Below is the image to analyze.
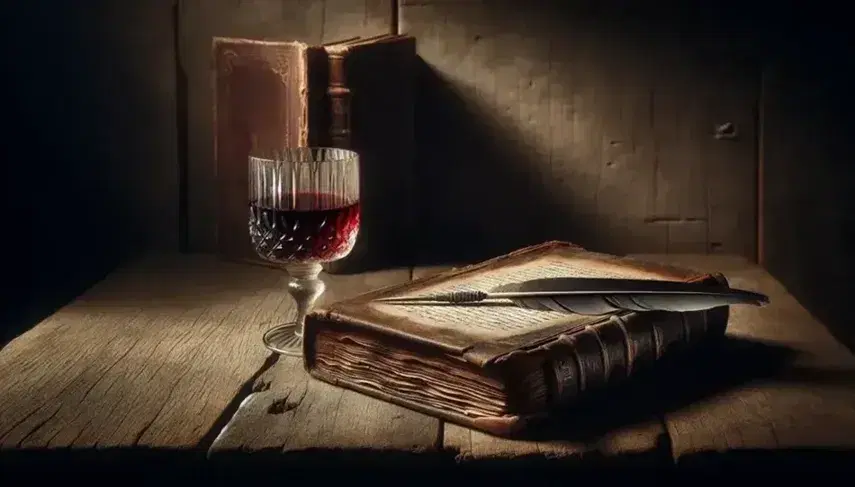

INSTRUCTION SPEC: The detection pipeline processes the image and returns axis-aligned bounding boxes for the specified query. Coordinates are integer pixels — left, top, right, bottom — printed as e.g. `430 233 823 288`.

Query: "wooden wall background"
4 0 853 348
403 0 758 264
178 0 759 263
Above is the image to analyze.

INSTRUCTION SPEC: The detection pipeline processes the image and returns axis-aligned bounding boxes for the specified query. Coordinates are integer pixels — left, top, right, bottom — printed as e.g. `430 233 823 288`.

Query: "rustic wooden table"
2 254 855 472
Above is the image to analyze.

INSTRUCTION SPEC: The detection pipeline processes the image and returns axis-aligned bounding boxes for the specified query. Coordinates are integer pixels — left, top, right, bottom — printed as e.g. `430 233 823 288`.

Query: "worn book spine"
325 46 351 148
496 274 730 416
319 45 354 275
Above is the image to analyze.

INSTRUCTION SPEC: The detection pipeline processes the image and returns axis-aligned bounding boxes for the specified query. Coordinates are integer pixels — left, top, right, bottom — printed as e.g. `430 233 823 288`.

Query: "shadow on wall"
412 58 600 267
407 1 768 267
763 56 855 353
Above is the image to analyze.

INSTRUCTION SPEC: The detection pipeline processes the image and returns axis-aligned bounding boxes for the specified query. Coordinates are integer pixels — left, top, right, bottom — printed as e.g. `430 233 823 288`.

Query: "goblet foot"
262 322 303 356
261 262 326 357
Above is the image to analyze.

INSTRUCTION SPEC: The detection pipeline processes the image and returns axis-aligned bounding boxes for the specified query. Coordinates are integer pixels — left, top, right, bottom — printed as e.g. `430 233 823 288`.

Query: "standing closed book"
213 34 415 274
303 241 738 437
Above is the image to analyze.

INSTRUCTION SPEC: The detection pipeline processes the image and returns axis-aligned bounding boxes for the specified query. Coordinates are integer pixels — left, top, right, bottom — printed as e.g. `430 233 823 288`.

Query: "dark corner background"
1 1 178 345
2 1 853 350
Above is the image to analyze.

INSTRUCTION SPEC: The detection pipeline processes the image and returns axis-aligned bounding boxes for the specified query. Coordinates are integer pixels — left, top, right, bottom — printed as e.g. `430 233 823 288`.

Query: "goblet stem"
284 262 326 339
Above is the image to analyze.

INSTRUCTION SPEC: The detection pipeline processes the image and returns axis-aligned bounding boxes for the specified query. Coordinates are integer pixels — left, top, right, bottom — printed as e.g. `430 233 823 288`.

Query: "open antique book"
303 241 731 437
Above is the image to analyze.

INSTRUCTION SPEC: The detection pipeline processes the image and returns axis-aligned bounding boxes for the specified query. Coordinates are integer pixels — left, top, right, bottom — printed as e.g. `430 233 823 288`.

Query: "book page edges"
306 364 534 438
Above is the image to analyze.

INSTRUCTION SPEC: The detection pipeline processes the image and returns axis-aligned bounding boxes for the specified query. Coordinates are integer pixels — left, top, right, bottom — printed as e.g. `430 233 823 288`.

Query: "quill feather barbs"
374 277 770 316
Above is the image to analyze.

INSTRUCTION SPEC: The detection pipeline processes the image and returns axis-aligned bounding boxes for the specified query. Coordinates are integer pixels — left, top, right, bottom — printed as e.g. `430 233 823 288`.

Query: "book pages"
372 255 667 340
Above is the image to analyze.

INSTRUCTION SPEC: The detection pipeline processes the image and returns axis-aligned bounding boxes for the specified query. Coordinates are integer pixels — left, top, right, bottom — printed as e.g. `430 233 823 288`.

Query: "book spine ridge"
326 50 351 148
544 308 726 407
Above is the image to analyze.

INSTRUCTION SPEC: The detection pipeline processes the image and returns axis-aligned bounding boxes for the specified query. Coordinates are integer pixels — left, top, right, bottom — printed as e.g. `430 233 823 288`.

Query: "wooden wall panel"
400 0 759 263
179 0 393 252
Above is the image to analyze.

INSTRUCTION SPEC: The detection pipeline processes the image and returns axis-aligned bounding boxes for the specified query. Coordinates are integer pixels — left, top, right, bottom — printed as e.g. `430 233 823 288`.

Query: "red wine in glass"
249 147 360 358
249 192 360 263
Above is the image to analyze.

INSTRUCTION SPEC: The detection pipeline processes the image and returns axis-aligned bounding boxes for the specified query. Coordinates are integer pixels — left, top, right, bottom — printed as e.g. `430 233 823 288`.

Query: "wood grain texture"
631 254 855 461
401 0 758 263
3 252 854 467
179 0 393 252
443 422 664 465
412 266 667 465
209 268 445 461
0 255 292 449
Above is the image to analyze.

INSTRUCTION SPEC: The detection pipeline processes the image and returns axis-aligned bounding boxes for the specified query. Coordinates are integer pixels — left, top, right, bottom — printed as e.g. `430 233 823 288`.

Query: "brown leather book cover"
212 35 415 274
303 241 730 438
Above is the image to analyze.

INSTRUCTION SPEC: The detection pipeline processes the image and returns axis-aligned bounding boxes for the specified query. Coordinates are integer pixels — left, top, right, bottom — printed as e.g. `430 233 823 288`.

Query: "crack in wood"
196 353 280 449
267 386 308 415
14 405 62 449
656 417 677 466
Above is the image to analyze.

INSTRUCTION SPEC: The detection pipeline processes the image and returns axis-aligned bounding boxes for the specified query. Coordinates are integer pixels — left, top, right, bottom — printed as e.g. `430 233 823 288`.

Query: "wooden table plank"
209 269 446 464
6 252 853 470
443 422 666 466
412 266 669 465
0 255 291 449
632 254 855 464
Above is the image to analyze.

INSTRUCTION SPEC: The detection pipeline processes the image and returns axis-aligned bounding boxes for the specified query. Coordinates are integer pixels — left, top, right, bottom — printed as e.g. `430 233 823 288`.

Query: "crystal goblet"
248 147 360 357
